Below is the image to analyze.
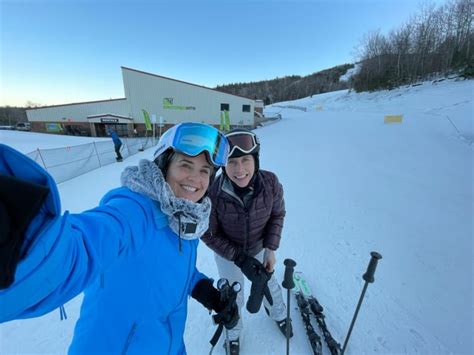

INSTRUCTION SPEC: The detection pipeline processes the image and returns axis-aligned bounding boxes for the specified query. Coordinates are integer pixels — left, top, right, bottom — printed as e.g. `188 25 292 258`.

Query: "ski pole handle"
342 251 382 355
362 251 382 283
282 258 296 355
282 258 296 289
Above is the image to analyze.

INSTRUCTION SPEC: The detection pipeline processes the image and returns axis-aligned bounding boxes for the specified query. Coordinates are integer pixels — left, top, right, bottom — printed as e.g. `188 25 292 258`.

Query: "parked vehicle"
0 125 15 130
16 122 31 131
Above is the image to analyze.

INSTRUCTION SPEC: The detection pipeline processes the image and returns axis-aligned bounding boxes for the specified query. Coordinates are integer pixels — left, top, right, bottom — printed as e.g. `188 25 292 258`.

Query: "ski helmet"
225 128 260 171
153 122 230 183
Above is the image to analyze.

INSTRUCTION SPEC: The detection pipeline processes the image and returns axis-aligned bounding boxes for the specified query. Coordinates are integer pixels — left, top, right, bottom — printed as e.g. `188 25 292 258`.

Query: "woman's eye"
201 169 210 175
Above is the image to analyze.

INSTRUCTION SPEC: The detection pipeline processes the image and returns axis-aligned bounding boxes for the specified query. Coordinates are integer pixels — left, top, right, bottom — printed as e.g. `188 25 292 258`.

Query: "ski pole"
341 251 382 355
224 328 231 355
209 278 241 355
218 278 232 355
282 258 296 355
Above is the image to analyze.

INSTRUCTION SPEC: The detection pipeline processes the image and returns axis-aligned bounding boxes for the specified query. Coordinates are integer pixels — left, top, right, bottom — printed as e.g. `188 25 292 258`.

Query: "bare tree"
352 0 473 92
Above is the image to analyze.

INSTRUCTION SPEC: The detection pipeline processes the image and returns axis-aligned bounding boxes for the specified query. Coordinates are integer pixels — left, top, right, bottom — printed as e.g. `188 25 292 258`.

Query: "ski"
294 272 342 355
293 280 323 354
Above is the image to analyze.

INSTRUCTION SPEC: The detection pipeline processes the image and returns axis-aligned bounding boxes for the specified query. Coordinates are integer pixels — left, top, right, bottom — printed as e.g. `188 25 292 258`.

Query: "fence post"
37 148 47 170
125 137 131 157
93 142 102 167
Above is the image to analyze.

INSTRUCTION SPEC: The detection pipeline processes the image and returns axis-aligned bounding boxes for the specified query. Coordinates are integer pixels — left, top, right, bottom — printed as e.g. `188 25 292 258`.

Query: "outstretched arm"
0 144 157 323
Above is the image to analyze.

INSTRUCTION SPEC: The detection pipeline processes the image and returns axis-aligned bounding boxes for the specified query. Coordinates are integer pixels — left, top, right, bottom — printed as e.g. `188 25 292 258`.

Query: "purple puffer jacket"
202 170 285 261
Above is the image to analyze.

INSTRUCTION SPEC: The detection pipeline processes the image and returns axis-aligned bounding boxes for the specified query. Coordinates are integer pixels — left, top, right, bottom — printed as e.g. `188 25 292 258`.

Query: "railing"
256 113 282 127
271 105 307 112
26 137 155 184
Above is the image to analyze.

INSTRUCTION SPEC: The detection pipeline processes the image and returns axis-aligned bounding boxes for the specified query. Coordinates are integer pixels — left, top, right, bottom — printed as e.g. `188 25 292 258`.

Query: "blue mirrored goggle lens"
172 124 229 166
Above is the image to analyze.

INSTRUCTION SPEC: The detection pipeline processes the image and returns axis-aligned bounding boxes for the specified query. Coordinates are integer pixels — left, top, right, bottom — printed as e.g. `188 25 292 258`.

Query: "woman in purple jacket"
202 128 291 355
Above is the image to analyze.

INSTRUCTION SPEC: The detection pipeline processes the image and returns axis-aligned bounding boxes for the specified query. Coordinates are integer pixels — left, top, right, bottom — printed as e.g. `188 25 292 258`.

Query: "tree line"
351 0 473 91
0 106 28 126
216 64 353 105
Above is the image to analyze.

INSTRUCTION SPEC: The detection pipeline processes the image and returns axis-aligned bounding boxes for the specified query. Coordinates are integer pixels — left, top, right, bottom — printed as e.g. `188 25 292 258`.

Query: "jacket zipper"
181 241 195 304
244 208 250 253
221 180 253 254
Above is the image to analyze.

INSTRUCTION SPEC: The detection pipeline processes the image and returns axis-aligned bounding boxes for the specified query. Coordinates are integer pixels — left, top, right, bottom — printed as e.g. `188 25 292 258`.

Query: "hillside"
216 64 354 103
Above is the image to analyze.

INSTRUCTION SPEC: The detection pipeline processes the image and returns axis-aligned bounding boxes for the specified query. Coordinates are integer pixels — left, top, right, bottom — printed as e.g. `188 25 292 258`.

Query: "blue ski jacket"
0 144 206 354
110 130 122 146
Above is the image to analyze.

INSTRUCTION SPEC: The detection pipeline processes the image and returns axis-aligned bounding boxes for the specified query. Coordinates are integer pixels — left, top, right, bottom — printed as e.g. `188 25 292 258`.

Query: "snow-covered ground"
1 78 472 354
0 130 110 154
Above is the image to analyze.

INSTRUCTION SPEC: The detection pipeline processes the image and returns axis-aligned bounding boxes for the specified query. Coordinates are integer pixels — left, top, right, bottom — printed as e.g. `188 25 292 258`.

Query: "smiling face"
165 152 213 202
226 154 255 188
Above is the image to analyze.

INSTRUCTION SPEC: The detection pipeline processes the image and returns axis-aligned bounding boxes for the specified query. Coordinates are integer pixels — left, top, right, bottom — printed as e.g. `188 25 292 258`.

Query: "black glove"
246 270 273 313
234 252 274 313
0 174 50 289
234 252 264 282
192 278 239 329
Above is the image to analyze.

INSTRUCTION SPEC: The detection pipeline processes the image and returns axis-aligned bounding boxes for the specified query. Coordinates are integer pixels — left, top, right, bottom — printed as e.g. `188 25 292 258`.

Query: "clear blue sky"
1 0 444 107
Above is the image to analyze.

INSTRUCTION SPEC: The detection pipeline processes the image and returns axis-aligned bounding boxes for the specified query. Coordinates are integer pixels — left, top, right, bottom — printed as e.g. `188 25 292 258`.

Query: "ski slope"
0 78 472 354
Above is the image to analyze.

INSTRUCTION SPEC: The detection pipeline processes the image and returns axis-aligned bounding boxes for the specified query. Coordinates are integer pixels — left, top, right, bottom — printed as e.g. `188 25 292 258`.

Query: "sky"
1 77 472 354
0 0 447 107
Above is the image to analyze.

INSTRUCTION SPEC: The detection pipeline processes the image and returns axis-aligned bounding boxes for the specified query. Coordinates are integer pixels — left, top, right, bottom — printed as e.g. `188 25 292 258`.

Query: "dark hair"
154 149 175 177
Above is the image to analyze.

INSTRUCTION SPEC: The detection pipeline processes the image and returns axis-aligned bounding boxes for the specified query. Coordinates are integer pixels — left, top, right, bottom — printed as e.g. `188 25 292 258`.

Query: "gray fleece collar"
120 159 211 240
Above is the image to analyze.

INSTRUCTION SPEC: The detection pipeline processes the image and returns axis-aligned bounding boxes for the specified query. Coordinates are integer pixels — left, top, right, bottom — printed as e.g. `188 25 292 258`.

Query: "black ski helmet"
225 128 260 172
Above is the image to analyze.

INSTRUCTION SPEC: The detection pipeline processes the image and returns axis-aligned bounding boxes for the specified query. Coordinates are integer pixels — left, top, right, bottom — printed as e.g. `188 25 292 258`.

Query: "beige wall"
122 68 255 127
26 99 130 123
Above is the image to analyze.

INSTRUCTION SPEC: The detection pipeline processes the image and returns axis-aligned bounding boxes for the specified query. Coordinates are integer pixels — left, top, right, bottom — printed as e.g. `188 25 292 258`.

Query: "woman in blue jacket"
0 122 238 354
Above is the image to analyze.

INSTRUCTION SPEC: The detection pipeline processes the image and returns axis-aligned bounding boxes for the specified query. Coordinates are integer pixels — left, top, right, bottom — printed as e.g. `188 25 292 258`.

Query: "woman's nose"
186 168 200 181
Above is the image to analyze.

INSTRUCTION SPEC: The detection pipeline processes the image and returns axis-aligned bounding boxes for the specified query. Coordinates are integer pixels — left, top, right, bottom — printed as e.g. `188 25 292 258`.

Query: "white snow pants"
214 249 287 341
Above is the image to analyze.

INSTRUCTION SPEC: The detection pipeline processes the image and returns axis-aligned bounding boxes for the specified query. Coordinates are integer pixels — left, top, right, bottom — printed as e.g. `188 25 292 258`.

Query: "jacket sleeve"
188 265 207 297
262 174 286 251
201 184 241 261
0 145 157 322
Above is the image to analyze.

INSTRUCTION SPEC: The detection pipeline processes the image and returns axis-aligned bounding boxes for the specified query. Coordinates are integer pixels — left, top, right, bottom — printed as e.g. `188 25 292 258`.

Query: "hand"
0 175 50 289
214 296 239 330
263 249 276 272
191 278 239 329
0 201 11 244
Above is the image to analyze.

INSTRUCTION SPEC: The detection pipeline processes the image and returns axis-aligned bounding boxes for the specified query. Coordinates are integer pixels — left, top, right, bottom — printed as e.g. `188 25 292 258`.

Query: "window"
220 103 229 111
242 104 251 112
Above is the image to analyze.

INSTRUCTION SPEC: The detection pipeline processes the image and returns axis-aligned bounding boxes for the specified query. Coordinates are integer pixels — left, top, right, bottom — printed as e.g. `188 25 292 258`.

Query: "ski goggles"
226 131 259 156
153 122 230 167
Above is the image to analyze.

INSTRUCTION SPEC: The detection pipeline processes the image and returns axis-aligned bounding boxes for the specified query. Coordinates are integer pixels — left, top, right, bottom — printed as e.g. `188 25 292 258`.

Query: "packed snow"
0 78 472 354
0 130 110 154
